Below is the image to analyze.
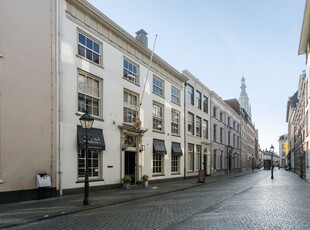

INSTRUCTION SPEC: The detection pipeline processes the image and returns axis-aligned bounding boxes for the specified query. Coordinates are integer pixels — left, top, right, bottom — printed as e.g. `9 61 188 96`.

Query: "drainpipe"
56 0 63 197
184 82 187 180
210 93 214 176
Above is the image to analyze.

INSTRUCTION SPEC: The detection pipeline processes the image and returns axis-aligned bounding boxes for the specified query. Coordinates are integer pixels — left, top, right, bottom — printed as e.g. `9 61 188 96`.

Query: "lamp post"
252 155 254 172
270 145 274 179
79 111 94 205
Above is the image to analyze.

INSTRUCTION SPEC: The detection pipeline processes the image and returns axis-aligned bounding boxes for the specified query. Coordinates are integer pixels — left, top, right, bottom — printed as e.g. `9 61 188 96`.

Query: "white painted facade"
60 0 188 193
0 0 260 202
182 70 212 176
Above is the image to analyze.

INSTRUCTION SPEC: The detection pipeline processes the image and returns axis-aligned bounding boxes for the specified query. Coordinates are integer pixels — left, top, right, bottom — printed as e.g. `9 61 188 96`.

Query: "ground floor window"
188 144 194 171
213 149 217 170
220 151 223 170
171 155 180 173
153 154 163 174
195 145 201 171
78 149 100 179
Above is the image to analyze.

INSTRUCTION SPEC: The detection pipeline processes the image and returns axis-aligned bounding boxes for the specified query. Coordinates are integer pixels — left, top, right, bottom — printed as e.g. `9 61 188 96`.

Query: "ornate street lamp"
79 111 94 205
270 144 274 179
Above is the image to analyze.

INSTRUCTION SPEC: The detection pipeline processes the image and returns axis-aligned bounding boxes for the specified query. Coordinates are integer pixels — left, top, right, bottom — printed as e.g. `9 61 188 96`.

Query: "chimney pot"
135 29 148 47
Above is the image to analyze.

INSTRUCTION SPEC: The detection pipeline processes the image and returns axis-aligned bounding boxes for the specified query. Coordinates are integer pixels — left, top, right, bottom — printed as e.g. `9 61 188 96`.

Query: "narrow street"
5 169 310 230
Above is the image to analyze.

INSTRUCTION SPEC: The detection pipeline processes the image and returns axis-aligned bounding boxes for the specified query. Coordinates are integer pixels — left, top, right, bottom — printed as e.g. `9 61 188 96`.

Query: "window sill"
152 174 165 177
122 77 140 87
152 92 165 99
152 130 165 134
171 101 181 106
171 173 181 175
76 54 104 70
171 134 181 137
76 178 104 183
75 112 105 122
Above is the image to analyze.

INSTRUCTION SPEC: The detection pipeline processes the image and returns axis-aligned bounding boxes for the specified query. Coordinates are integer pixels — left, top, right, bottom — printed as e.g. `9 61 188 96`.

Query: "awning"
153 139 166 155
77 126 106 150
171 142 182 156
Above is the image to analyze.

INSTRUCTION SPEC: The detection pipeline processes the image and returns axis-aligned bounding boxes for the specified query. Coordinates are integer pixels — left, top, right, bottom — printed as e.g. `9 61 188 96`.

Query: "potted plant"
122 175 132 189
141 174 149 187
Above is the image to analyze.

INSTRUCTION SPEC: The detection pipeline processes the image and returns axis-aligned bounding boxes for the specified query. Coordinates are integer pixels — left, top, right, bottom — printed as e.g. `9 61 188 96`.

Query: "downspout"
56 0 63 197
184 82 187 180
210 93 214 176
239 126 241 171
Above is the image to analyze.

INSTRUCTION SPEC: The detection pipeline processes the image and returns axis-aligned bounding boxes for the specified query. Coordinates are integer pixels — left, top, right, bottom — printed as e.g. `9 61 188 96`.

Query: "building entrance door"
203 154 207 175
228 155 232 173
125 151 136 184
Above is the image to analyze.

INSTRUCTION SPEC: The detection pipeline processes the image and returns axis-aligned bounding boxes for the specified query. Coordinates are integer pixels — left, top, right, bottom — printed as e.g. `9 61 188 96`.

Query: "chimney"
135 29 148 47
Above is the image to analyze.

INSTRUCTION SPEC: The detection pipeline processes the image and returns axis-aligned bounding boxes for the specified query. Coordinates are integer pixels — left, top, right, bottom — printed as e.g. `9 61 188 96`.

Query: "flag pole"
139 34 158 111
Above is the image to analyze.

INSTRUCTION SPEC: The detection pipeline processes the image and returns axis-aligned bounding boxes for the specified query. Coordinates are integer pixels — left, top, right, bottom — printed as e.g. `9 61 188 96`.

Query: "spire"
238 75 251 118
240 75 248 98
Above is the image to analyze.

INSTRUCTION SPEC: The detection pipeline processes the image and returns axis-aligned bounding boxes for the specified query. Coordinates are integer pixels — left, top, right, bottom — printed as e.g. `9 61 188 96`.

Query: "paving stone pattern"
2 169 310 229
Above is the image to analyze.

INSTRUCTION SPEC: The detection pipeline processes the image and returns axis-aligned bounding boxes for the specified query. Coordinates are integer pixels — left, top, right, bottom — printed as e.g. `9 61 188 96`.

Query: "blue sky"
88 0 306 152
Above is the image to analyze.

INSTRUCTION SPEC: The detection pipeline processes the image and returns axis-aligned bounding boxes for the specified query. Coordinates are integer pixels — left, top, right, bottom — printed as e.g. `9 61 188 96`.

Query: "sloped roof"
224 99 241 114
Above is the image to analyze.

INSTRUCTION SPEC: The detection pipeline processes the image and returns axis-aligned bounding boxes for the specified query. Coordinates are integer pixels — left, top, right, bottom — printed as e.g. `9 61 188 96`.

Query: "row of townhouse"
286 0 310 182
286 72 308 179
0 0 258 203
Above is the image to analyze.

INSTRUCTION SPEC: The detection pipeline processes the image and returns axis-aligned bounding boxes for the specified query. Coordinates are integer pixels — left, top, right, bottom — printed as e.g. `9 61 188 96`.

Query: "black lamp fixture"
270 144 274 179
79 111 94 205
80 111 94 129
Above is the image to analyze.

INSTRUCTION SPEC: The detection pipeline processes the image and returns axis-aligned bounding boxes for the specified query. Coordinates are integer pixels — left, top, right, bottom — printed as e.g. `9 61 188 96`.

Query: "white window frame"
188 144 194 171
78 149 101 180
220 127 223 144
171 86 180 105
78 31 101 65
213 106 217 117
188 112 194 135
78 70 101 117
203 119 208 139
186 84 194 105
123 90 139 123
153 102 164 131
171 109 180 135
214 149 217 169
153 76 164 97
203 96 208 113
123 59 139 84
195 145 201 171
196 90 202 109
213 124 217 142
196 116 202 137
171 155 180 173
153 154 163 174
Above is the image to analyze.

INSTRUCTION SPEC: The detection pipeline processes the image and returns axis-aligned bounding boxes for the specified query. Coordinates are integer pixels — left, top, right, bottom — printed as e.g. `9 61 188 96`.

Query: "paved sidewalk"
0 170 256 229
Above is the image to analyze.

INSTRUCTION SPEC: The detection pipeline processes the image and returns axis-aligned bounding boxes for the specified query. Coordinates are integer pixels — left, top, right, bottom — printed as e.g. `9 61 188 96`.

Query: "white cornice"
66 0 188 83
298 0 309 55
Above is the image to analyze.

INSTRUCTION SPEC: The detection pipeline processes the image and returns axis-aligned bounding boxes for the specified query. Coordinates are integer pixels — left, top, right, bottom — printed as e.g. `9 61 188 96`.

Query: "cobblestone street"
170 169 310 230
2 169 309 229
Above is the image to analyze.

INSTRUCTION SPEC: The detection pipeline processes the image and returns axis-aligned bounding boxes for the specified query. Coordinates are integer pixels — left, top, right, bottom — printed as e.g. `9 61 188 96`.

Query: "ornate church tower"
239 76 252 118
